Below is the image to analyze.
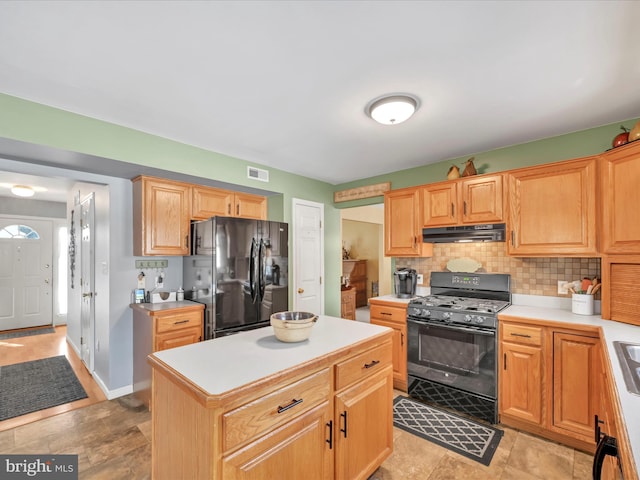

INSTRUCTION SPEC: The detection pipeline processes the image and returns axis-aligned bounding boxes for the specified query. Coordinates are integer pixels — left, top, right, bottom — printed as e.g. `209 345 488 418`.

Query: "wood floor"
0 325 106 432
0 326 594 479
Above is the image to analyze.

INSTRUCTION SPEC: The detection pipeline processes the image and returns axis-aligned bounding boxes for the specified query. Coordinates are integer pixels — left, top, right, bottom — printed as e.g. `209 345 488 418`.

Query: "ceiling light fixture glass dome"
11 185 35 197
367 94 419 125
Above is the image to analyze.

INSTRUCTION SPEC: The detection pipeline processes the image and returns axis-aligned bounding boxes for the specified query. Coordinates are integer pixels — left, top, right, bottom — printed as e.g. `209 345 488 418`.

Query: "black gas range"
407 272 511 424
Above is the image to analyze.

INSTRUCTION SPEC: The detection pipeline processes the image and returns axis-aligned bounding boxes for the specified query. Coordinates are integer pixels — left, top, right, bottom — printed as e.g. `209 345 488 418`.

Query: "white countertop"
151 316 389 395
501 304 640 472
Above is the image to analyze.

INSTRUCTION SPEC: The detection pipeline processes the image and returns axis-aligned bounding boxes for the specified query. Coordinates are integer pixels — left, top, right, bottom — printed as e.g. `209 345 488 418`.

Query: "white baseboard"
66 333 133 400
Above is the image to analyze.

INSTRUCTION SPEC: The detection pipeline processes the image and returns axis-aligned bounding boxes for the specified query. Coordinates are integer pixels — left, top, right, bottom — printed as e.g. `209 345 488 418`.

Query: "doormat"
393 396 503 466
0 356 88 421
0 327 55 341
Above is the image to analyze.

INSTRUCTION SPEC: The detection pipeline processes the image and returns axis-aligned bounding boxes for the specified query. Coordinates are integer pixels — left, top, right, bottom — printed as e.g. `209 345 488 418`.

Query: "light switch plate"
558 280 569 295
417 274 424 284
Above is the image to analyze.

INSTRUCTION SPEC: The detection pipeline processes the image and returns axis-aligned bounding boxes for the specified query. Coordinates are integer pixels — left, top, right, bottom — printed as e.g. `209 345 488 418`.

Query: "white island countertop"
150 315 390 396
501 305 640 475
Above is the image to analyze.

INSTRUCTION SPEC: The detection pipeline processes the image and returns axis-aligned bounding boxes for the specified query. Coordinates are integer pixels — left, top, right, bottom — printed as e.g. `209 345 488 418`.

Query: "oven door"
407 317 497 399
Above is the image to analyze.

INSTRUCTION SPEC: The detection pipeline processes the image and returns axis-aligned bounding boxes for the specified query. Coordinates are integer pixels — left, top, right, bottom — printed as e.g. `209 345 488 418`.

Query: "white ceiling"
1 1 640 189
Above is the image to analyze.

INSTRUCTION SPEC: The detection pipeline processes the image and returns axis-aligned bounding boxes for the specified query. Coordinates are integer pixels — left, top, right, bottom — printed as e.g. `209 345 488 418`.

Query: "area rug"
0 327 55 341
393 396 503 466
0 355 88 421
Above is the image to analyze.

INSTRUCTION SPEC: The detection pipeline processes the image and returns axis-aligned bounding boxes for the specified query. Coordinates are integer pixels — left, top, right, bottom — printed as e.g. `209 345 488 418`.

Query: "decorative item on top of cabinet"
132 176 191 256
384 187 433 257
192 185 266 220
342 259 367 308
506 156 597 257
420 173 504 228
599 140 640 255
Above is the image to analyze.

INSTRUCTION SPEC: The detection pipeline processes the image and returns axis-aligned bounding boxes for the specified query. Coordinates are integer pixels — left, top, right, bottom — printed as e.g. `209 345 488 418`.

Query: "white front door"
80 194 95 370
0 217 53 330
292 199 324 314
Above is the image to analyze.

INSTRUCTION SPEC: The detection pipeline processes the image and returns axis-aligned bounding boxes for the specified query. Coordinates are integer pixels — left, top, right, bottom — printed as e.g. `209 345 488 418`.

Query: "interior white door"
292 199 324 314
0 217 53 330
80 194 95 370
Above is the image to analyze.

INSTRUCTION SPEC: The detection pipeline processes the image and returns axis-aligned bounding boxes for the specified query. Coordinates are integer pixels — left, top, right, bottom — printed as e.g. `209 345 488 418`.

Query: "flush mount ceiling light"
366 94 419 125
11 185 35 197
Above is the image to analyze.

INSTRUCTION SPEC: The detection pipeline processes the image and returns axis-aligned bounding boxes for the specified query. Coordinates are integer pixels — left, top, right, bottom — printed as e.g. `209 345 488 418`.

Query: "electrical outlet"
417 274 424 284
558 280 569 295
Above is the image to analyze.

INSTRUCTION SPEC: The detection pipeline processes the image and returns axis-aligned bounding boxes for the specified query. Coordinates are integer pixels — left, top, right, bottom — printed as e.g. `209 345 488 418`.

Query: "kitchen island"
148 316 394 480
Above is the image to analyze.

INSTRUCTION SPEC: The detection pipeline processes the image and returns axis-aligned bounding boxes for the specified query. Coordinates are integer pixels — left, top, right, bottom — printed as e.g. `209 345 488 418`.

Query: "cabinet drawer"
223 368 330 452
370 304 406 323
335 342 392 391
501 323 542 346
155 311 202 333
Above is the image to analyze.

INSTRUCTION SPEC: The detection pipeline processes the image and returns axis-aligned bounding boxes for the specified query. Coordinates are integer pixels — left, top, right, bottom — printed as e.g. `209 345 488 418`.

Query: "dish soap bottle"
177 286 184 302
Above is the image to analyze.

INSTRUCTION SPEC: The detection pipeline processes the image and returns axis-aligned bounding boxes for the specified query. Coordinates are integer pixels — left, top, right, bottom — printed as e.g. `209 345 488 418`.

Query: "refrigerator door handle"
250 238 257 302
258 239 266 301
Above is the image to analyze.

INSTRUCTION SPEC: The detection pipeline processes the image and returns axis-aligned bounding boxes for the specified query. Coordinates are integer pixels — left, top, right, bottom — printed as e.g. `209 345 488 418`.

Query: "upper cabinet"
134 176 267 256
384 187 433 257
192 186 266 220
133 176 191 256
599 141 640 254
421 174 504 227
506 157 598 257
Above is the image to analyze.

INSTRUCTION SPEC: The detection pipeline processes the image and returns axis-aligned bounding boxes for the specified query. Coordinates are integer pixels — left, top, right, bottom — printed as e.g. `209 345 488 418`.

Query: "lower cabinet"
150 331 393 480
341 287 356 320
369 299 408 391
499 317 600 452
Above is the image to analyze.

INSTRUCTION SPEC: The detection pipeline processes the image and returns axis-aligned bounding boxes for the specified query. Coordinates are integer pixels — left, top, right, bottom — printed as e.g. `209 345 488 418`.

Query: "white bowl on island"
270 311 318 342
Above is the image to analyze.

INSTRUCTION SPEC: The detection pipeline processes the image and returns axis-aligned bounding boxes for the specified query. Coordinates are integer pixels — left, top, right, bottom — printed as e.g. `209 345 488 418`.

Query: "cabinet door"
155 326 202 351
552 332 600 442
133 177 191 256
600 142 640 254
235 192 267 220
384 188 422 256
369 317 407 391
460 174 504 224
507 157 597 256
420 182 458 227
222 402 332 480
500 342 543 425
192 186 234 219
334 369 393 480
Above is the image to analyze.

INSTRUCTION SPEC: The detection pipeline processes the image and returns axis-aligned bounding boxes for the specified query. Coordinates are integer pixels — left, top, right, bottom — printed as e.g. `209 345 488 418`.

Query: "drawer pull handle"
277 398 303 414
381 312 392 316
510 333 531 338
364 359 380 369
340 411 348 438
174 320 190 325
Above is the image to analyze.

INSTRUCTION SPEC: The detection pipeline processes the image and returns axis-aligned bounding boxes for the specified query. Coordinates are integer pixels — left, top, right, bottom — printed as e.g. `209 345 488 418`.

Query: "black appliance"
183 216 288 339
422 223 506 243
394 268 417 298
407 271 511 423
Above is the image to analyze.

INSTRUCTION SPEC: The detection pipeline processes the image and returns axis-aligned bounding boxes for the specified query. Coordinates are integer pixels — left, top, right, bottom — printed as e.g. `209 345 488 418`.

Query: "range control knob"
442 312 451 320
475 317 485 324
464 315 472 323
421 309 431 317
408 307 421 317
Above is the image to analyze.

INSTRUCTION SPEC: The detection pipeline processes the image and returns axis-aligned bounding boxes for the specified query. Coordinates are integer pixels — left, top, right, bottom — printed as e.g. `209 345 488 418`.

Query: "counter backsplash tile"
397 242 600 298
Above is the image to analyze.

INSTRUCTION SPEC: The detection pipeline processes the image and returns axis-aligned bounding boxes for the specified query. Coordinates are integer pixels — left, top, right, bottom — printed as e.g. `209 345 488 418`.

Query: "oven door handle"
407 318 495 336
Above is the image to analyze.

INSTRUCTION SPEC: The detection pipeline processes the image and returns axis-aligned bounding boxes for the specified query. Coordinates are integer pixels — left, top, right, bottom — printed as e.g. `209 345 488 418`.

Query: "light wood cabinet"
420 174 504 227
383 187 433 257
599 141 640 254
192 186 267 220
342 260 367 308
499 317 601 452
132 176 191 256
506 157 598 256
340 287 356 320
149 329 393 480
132 303 204 409
369 299 408 391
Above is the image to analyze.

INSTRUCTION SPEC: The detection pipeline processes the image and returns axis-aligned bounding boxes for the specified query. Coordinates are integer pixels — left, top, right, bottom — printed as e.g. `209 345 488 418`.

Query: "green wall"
1 92 638 314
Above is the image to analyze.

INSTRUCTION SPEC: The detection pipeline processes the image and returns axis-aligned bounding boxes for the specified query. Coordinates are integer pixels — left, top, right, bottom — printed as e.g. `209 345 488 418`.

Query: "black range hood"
422 223 506 243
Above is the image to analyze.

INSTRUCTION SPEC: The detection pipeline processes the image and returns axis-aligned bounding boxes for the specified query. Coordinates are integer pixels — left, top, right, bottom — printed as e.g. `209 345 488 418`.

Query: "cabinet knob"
298 288 304 294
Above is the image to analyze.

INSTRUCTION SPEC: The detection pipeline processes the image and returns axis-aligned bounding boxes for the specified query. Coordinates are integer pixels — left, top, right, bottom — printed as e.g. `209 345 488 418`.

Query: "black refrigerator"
183 216 288 339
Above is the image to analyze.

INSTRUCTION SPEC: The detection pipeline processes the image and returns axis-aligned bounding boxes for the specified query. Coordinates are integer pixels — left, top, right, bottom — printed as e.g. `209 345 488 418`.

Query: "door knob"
82 292 93 298
298 288 304 294
44 279 49 284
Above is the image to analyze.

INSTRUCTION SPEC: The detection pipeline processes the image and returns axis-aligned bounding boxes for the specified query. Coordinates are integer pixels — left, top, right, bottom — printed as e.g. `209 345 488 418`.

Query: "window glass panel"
0 224 40 239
